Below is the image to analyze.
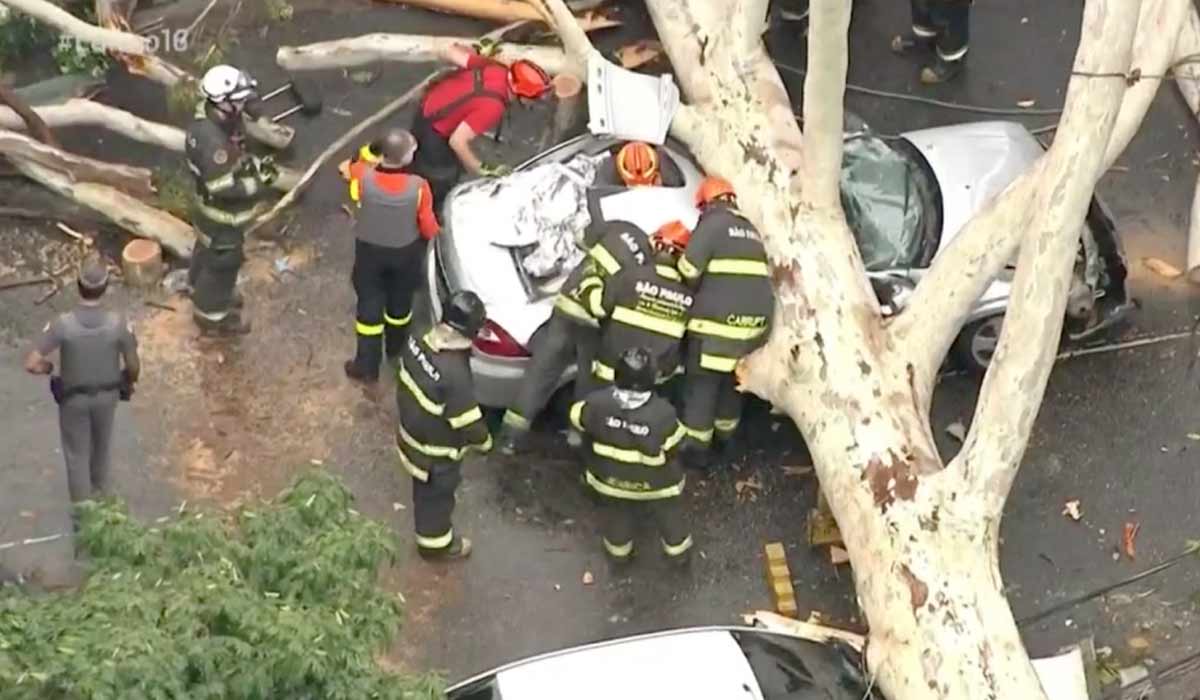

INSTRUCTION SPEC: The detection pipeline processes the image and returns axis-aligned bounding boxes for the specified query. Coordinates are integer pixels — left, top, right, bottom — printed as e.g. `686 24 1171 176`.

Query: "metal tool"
255 76 323 123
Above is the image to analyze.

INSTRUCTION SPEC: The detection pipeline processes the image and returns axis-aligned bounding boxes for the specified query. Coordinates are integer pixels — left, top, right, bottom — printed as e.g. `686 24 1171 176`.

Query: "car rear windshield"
840 135 937 271
733 631 879 699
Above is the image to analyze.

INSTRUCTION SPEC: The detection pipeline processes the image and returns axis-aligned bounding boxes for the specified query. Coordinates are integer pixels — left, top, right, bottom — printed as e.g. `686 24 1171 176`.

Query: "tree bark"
0 83 59 149
0 99 186 152
1 0 148 53
1173 5 1200 280
374 0 616 28
0 128 155 198
276 34 570 75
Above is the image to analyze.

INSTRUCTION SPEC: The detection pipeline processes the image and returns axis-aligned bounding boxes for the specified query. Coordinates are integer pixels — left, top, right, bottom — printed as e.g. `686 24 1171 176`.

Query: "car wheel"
954 315 1004 373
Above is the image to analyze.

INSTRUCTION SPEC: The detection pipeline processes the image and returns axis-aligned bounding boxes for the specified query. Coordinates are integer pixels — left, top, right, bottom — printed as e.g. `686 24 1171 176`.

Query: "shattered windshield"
840 136 932 271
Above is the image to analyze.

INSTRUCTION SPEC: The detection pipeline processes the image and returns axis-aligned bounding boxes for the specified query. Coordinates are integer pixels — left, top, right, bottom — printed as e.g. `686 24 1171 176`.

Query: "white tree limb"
0 0 147 53
0 99 185 152
526 0 594 78
957 0 1140 509
0 128 155 198
1174 5 1200 280
798 0 849 208
276 34 573 77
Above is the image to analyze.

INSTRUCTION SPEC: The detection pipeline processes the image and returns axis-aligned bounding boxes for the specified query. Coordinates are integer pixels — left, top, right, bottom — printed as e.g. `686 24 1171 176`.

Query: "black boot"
418 536 472 561
344 360 379 385
195 311 251 336
920 56 963 84
496 423 526 456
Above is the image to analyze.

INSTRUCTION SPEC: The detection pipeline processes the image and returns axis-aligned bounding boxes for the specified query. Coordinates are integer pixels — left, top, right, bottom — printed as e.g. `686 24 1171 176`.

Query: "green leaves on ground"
0 471 442 700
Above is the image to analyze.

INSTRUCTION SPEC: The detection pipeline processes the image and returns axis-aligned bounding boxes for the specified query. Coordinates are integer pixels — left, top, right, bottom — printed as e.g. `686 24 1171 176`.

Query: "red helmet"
509 60 551 99
653 220 692 253
695 175 736 207
616 142 661 186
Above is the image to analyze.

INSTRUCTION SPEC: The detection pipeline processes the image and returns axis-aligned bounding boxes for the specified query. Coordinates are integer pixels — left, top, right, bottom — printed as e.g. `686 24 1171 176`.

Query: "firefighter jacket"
570 389 687 500
554 224 654 328
586 260 693 382
678 204 775 372
395 326 492 481
348 162 439 247
184 114 273 242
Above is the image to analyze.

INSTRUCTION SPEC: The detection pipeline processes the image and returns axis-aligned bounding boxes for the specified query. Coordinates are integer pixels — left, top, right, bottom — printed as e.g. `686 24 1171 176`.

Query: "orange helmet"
508 60 551 99
616 142 661 186
695 175 736 207
653 220 691 253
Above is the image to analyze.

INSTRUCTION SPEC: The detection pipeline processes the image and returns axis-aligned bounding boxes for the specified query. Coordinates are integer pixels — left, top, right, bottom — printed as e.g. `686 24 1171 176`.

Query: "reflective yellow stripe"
593 441 666 466
359 144 380 163
714 417 740 433
683 424 714 444
569 400 586 432
585 286 606 318
398 366 445 416
707 258 770 276
356 321 384 336
448 406 483 429
395 444 429 481
589 245 621 275
592 361 615 382
655 264 682 281
195 200 271 226
663 422 686 452
416 529 454 549
503 409 531 430
384 311 411 327
398 423 462 459
469 434 493 455
687 318 765 340
700 353 738 372
554 295 599 326
585 471 684 501
612 306 685 338
603 538 634 558
678 255 701 280
349 178 361 203
662 534 694 557
206 172 237 193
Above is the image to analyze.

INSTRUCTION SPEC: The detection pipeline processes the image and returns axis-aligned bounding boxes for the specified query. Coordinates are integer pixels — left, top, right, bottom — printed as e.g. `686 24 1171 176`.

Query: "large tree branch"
0 0 147 53
0 128 154 198
277 34 573 76
798 0 850 207
0 99 185 152
642 0 714 104
526 0 594 78
0 83 59 149
957 0 1141 510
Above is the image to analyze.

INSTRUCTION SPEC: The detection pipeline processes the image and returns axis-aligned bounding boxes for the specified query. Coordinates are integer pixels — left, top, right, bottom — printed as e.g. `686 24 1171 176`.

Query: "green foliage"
263 0 296 23
154 166 196 222
51 37 113 79
0 13 55 71
167 80 203 120
0 2 111 77
0 471 442 700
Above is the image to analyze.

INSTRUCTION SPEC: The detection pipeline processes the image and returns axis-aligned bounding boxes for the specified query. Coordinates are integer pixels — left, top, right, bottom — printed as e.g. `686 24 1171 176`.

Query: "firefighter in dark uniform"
496 220 654 454
186 64 291 335
585 220 694 390
395 291 492 560
344 128 440 384
25 256 140 511
405 43 551 206
570 346 691 565
891 0 973 84
677 177 774 468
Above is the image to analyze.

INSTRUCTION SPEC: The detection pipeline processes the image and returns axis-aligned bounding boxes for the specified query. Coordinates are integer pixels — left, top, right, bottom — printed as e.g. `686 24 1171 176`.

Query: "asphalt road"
2 0 1200 696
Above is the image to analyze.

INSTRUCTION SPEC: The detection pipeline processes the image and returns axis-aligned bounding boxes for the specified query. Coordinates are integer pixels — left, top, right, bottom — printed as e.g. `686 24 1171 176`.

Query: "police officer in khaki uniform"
25 256 140 508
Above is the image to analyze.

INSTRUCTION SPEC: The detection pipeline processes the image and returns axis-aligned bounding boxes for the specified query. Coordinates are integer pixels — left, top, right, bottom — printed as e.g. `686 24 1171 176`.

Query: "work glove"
473 37 500 58
254 155 280 185
479 163 512 178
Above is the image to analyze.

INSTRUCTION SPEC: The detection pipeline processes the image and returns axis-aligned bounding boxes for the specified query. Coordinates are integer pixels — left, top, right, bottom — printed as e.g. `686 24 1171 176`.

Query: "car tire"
954 314 1004 374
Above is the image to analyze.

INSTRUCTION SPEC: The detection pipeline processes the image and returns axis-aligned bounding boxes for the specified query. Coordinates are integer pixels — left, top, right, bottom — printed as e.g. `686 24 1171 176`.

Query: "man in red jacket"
345 128 440 384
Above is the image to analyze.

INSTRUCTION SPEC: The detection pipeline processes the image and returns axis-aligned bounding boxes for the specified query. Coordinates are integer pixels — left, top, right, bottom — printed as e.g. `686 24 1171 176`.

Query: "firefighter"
344 128 440 384
406 43 552 207
677 176 773 469
496 220 654 454
186 64 291 335
586 220 694 390
570 346 691 565
891 0 973 84
395 291 492 560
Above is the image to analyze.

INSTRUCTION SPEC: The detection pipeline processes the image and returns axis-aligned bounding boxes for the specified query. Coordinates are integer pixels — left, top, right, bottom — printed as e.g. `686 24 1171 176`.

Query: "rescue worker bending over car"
585 220 694 390
571 346 691 566
344 128 440 385
677 177 774 469
498 221 654 454
395 291 492 561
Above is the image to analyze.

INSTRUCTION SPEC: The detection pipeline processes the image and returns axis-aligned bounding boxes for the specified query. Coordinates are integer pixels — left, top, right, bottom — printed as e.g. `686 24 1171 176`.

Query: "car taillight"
473 319 529 358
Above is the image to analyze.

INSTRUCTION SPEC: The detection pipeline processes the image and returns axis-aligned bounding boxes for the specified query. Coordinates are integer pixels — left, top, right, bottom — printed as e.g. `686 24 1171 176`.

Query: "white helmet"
200 65 258 104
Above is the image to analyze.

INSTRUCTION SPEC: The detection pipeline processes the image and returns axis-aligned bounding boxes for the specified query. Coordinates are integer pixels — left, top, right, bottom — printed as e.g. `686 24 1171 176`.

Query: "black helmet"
77 253 109 299
615 346 656 392
379 128 417 168
443 291 486 337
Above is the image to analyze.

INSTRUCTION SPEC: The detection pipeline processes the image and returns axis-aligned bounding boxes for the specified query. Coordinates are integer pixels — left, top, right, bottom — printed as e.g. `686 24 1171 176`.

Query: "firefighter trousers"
189 221 244 320
351 238 426 379
504 312 598 432
600 495 692 561
410 111 463 211
412 463 463 554
680 347 745 454
911 0 971 61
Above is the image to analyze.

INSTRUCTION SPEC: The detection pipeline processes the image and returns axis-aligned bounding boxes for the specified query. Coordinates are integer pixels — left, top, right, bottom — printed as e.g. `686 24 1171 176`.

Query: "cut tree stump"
122 238 164 288
546 72 583 147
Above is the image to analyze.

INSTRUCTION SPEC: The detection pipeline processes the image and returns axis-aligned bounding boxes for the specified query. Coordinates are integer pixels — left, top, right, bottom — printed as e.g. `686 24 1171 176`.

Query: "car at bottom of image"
426 120 1132 407
444 626 885 700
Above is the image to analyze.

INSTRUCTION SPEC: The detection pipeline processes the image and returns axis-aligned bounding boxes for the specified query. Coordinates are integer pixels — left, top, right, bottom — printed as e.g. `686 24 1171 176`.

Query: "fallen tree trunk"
277 33 570 75
0 128 155 198
376 0 617 28
0 99 185 152
11 158 195 258
1174 5 1200 281
1 0 148 53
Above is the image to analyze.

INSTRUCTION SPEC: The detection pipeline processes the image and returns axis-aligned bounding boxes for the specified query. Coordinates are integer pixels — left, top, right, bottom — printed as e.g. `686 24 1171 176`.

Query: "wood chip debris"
1142 257 1183 279
945 421 966 442
615 40 663 69
581 570 594 585
1062 499 1082 521
1017 99 1038 108
1123 521 1140 560
782 465 813 478
735 475 763 502
830 545 850 565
